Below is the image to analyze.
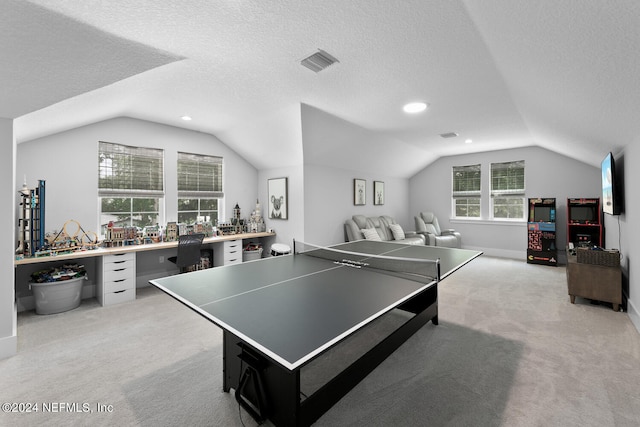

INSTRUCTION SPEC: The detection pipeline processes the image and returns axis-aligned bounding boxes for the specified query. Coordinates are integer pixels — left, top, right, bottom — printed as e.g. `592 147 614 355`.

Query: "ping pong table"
150 240 481 426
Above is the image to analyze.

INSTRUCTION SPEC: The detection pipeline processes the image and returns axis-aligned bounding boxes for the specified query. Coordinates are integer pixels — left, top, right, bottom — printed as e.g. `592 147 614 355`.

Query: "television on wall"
601 152 620 215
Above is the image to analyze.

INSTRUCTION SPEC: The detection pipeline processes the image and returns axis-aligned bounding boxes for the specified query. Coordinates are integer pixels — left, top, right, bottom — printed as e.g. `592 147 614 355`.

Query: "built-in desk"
15 232 275 308
14 232 275 266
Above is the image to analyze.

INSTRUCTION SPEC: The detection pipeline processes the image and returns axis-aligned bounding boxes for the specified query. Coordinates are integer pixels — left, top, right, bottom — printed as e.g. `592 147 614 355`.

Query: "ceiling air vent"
301 49 339 73
440 132 459 138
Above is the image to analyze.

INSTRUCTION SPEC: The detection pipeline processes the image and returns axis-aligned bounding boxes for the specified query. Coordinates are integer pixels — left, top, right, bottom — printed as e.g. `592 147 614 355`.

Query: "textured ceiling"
0 0 182 118
3 0 639 177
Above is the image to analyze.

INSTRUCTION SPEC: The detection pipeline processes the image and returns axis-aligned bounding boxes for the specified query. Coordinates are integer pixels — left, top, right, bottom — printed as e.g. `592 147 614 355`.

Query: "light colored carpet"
2 256 640 426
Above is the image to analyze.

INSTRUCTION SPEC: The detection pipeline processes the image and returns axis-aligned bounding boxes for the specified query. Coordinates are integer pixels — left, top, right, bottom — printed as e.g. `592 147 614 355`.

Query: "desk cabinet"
566 252 621 311
96 252 136 306
223 240 242 266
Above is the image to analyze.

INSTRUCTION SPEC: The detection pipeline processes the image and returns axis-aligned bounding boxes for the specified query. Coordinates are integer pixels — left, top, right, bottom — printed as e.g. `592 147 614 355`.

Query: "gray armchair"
414 211 461 248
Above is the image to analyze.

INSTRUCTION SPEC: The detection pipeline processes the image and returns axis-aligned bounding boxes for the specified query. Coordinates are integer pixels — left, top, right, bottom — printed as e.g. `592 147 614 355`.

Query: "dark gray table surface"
151 240 481 369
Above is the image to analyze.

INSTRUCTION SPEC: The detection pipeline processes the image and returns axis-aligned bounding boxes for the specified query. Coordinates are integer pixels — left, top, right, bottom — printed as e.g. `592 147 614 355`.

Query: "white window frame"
177 152 224 225
452 164 481 219
490 160 526 221
98 141 165 235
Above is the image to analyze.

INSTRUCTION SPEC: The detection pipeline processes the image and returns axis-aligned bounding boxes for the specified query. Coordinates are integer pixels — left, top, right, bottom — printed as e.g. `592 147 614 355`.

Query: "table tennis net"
294 241 440 283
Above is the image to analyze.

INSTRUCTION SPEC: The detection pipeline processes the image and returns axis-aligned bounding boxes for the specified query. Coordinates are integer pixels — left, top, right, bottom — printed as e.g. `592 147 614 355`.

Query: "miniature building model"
103 223 139 247
16 179 46 257
165 222 178 242
249 199 266 233
144 225 161 243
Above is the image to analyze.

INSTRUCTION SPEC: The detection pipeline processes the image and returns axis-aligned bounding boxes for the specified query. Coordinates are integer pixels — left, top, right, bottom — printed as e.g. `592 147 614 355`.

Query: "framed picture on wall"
268 177 288 219
374 181 384 205
354 179 366 205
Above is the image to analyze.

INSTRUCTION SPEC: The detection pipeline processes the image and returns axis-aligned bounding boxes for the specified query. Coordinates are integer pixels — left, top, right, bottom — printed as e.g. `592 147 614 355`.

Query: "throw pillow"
389 223 405 240
361 228 381 241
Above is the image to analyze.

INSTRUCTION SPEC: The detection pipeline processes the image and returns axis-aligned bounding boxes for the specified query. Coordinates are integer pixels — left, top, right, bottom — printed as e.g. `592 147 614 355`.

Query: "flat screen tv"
601 152 620 215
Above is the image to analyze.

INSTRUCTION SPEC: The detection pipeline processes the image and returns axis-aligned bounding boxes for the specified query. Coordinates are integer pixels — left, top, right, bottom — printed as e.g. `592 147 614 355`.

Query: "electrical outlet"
159 255 164 263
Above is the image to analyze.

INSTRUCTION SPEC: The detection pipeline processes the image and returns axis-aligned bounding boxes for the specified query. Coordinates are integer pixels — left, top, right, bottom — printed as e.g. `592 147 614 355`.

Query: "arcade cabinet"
527 198 557 266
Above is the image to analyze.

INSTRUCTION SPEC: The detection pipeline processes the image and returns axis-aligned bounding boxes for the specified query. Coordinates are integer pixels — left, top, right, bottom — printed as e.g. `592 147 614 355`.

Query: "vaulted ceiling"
3 0 639 178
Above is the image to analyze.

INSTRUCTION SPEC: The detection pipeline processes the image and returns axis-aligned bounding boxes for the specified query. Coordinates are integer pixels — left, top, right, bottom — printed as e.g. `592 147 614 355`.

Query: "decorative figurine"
249 199 266 233
165 222 178 242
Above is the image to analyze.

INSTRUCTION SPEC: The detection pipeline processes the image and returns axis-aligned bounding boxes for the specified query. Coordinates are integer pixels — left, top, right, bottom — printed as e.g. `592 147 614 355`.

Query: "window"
177 152 223 224
491 160 525 219
452 164 481 218
98 141 164 234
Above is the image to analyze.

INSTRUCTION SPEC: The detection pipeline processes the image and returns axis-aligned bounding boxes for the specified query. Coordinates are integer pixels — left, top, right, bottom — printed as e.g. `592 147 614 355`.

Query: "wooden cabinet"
566 251 621 311
96 252 136 306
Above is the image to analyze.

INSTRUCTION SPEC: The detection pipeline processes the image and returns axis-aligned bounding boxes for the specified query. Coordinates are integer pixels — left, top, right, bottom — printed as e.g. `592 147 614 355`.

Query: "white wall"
254 103 305 250
16 117 259 231
0 118 16 359
300 103 411 246
258 165 304 249
304 163 410 246
607 148 638 329
409 146 601 260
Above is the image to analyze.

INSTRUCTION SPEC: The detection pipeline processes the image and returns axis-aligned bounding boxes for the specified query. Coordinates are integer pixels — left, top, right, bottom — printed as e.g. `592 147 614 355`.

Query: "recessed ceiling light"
465 139 473 144
181 115 192 121
403 102 428 114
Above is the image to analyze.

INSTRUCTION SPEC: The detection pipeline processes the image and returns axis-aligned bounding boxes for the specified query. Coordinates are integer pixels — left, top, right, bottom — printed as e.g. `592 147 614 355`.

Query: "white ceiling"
3 0 639 177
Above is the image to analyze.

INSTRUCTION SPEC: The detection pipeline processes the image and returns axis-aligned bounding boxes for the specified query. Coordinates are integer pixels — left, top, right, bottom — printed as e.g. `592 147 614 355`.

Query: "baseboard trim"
627 298 640 334
464 246 525 260
0 304 17 359
0 334 17 359
464 247 568 265
17 282 96 313
16 273 171 312
136 271 175 288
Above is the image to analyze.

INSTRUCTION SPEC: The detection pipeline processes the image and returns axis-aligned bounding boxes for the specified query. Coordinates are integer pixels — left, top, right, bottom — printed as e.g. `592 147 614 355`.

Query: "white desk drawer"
104 253 135 267
224 240 241 251
224 249 241 261
103 288 135 305
103 265 134 282
225 256 242 265
103 277 135 293
98 252 136 306
223 240 242 265
104 258 135 271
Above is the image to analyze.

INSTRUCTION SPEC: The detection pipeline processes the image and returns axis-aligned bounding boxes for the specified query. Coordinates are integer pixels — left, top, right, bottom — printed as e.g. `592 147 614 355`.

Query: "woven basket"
576 247 620 267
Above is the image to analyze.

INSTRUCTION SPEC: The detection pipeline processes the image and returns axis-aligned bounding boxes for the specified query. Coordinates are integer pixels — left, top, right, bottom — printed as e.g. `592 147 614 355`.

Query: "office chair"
168 233 205 273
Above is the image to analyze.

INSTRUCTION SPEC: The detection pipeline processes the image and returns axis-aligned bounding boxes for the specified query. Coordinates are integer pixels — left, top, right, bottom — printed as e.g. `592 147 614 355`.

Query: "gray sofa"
344 215 425 245
414 211 461 248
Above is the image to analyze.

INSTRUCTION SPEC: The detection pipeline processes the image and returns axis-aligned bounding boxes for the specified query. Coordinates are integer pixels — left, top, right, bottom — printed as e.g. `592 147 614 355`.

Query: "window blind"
177 152 224 198
452 164 481 198
98 141 164 197
491 161 525 196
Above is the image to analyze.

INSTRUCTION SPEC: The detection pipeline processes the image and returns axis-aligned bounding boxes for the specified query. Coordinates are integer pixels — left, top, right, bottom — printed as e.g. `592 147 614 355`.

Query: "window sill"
450 218 527 226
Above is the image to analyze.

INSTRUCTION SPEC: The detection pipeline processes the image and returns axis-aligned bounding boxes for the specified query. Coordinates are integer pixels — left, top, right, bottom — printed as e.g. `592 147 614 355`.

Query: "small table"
566 250 621 311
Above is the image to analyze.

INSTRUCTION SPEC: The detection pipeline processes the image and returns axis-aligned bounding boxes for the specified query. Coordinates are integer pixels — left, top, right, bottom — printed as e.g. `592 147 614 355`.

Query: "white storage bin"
243 247 263 262
30 275 87 315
